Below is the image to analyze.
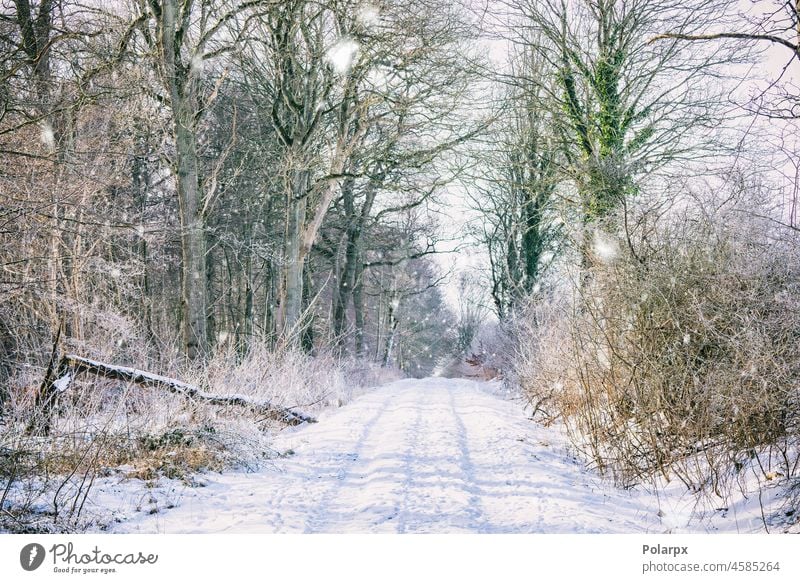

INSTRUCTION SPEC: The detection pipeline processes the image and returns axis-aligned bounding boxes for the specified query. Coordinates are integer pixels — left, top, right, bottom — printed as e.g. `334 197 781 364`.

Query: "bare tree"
127 0 264 358
469 41 563 318
453 272 488 355
497 0 731 246
235 0 370 342
652 0 799 120
237 0 479 349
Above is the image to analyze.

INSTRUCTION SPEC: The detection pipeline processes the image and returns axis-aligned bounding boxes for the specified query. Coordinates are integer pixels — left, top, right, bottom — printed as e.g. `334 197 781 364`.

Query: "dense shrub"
515 195 800 493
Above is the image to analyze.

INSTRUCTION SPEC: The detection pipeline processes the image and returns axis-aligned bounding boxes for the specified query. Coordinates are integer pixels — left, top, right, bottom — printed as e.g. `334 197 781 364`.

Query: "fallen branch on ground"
30 354 317 435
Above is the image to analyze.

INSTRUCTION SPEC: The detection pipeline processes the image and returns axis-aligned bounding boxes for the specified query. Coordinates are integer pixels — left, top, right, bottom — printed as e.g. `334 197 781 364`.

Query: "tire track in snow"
396 382 465 532
395 397 424 533
446 383 488 532
300 389 401 533
391 380 485 532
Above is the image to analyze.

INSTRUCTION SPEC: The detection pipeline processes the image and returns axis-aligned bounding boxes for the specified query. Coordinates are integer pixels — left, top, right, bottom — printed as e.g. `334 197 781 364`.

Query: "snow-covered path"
111 378 666 533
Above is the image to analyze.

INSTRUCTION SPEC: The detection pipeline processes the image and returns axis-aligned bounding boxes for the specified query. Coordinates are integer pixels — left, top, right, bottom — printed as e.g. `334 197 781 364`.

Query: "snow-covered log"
31 354 316 434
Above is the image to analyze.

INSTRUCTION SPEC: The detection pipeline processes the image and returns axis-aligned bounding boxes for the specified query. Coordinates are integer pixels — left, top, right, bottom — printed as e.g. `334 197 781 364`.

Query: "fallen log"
30 354 316 435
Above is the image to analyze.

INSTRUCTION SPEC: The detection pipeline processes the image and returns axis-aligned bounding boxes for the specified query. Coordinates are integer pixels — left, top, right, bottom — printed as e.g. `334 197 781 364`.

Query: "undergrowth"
505 190 800 529
0 341 391 532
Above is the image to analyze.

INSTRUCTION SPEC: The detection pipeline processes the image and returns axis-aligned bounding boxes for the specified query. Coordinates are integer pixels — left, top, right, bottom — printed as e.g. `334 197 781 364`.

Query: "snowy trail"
108 377 671 533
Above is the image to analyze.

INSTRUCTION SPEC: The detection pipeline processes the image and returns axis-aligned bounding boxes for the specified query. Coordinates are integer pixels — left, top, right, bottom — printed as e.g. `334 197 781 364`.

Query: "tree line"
0 0 483 391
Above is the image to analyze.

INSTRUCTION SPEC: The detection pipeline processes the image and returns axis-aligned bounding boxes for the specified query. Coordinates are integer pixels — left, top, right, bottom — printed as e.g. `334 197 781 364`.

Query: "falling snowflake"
40 122 55 151
592 229 619 263
357 3 380 27
325 38 359 75
190 53 204 75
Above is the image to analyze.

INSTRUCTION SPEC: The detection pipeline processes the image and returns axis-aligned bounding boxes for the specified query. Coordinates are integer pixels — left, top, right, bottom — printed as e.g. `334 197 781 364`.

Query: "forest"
1 0 799 533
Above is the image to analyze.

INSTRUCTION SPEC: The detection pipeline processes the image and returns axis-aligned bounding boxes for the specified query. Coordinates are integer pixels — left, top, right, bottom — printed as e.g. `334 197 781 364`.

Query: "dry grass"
0 339 388 532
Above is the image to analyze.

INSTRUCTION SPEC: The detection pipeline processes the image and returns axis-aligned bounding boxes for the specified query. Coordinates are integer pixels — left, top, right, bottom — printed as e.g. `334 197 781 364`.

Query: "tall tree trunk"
238 230 254 355
332 177 358 344
301 263 315 352
173 105 208 359
352 258 366 357
160 0 209 359
281 169 309 339
242 269 253 351
382 290 400 367
333 176 378 352
282 148 351 343
521 190 544 293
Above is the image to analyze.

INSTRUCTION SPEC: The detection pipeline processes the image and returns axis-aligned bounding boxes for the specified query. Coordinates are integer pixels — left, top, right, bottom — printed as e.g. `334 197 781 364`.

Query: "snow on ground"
87 377 795 534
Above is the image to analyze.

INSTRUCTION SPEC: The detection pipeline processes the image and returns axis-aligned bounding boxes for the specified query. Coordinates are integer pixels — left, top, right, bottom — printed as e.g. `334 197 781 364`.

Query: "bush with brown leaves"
516 193 800 495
